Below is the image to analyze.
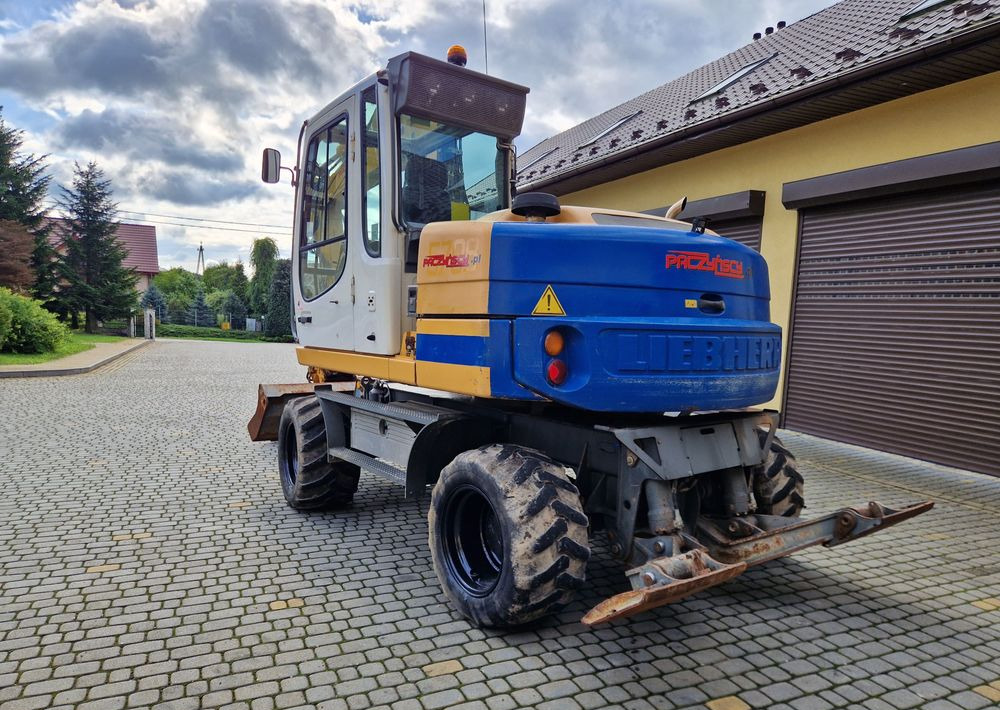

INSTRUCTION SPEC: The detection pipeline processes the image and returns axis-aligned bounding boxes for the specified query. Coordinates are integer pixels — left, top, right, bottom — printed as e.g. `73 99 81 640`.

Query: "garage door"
783 181 1000 476
711 217 762 251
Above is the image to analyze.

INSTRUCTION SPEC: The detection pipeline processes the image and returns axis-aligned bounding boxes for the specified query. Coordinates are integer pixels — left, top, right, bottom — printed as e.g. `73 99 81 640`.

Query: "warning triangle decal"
531 285 566 316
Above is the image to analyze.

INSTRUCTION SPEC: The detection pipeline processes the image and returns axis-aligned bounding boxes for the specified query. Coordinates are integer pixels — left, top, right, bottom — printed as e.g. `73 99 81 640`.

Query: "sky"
0 0 834 272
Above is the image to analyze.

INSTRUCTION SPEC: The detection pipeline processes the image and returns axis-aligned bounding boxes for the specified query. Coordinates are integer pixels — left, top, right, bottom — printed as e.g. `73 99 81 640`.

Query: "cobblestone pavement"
2 340 999 710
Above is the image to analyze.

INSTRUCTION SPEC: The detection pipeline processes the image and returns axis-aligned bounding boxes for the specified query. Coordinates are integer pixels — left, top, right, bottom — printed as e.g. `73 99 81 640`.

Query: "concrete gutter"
0 339 151 379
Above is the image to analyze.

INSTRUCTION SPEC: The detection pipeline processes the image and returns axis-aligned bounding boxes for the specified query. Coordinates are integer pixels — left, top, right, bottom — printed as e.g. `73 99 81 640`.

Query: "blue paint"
415 333 489 367
415 220 783 412
487 222 771 319
511 317 782 412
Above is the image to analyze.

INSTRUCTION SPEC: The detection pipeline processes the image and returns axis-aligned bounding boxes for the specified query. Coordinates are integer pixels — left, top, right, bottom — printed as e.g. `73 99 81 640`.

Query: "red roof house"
45 217 160 292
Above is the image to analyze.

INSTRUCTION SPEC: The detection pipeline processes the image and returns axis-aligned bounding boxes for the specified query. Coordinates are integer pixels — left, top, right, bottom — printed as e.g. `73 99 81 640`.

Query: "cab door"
352 83 401 355
293 97 356 350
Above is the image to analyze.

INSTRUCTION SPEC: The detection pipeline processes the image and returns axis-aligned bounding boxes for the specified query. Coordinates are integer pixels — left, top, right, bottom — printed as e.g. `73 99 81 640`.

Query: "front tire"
277 396 360 509
429 444 590 627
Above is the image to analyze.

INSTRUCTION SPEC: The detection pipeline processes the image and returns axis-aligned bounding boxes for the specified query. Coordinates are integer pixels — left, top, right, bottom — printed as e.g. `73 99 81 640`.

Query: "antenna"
195 242 205 276
482 0 489 74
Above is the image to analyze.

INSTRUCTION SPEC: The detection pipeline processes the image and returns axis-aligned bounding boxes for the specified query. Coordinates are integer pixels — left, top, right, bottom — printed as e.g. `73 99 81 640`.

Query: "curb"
0 339 152 379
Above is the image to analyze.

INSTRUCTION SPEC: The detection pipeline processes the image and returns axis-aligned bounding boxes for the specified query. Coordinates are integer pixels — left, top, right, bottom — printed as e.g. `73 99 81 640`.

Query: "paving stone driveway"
2 340 999 710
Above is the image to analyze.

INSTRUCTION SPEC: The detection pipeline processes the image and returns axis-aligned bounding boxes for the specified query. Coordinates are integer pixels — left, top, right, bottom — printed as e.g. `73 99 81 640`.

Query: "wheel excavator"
249 46 931 627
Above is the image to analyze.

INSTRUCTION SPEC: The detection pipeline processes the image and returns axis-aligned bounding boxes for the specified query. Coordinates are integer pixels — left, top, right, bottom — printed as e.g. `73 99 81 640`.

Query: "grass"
0 332 126 366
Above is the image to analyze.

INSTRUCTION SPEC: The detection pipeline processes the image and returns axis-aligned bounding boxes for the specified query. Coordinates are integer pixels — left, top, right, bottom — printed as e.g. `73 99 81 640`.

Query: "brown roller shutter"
711 217 762 251
784 180 1000 476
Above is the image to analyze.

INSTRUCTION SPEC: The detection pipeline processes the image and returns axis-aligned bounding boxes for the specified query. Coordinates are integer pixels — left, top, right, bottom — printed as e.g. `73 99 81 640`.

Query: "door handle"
297 315 312 324
331 299 339 304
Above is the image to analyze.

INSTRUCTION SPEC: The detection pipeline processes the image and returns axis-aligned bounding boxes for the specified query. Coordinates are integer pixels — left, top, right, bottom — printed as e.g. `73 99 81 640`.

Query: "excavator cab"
262 50 526 356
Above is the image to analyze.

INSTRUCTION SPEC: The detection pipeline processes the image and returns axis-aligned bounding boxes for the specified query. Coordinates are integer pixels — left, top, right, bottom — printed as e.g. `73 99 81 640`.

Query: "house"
516 0 1000 476
46 217 160 292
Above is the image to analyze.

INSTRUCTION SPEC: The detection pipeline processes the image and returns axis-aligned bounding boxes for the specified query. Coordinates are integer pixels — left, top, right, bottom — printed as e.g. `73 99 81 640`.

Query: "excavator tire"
754 430 805 517
277 396 360 509
429 444 590 627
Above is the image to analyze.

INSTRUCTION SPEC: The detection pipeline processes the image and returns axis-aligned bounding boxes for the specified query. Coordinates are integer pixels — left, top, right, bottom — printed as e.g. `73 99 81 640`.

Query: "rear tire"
429 444 590 627
754 430 805 517
277 396 360 510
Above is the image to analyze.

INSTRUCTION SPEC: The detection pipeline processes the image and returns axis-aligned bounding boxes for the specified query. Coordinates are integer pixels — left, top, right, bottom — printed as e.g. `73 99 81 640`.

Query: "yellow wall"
562 71 1000 408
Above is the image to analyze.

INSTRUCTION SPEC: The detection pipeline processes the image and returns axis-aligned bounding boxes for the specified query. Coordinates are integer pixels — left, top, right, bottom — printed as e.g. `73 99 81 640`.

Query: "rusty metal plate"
247 382 353 441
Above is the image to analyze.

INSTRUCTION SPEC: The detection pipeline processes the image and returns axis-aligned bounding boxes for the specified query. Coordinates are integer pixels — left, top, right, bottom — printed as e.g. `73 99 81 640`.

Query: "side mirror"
261 148 281 184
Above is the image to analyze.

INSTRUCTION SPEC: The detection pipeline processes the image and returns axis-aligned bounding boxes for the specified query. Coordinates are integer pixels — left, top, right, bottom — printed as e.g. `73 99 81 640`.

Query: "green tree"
205 288 230 314
165 294 190 324
249 237 278 316
0 109 57 305
152 266 200 302
232 259 249 303
186 287 215 327
264 258 292 339
223 291 247 330
56 162 137 332
140 283 167 320
202 261 232 292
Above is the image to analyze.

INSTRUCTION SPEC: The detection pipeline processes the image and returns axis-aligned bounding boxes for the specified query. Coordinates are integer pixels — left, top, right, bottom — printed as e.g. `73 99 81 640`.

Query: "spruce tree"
223 291 247 330
57 162 138 332
140 283 167 321
186 287 215 327
0 109 57 304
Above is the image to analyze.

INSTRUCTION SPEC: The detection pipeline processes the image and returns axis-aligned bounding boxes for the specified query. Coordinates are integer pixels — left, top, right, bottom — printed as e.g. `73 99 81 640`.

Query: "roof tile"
45 217 159 275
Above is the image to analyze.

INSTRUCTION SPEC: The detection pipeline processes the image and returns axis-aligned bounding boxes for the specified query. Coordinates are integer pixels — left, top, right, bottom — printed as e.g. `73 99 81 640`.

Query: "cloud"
57 108 243 172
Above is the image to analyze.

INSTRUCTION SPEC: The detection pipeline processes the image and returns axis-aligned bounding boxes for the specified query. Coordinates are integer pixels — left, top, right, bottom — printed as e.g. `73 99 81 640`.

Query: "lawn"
0 332 124 366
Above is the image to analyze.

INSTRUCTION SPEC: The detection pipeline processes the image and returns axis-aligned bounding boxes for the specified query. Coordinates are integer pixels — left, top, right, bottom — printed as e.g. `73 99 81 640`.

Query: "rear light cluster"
544 329 568 385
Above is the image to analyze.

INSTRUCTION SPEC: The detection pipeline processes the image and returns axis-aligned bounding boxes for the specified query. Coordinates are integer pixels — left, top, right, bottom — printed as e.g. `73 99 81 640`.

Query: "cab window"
362 87 381 256
300 115 348 300
399 114 506 225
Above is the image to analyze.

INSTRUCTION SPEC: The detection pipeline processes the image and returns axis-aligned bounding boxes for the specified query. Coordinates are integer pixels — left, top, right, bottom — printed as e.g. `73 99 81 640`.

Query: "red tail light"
546 359 568 385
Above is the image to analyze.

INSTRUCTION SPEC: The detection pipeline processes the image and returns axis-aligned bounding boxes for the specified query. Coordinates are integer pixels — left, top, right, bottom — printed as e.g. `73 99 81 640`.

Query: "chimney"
765 26 774 35
753 32 762 40
777 20 786 29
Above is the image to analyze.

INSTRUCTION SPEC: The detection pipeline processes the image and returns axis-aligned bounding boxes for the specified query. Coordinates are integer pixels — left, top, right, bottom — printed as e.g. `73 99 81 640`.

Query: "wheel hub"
442 485 505 597
280 431 299 489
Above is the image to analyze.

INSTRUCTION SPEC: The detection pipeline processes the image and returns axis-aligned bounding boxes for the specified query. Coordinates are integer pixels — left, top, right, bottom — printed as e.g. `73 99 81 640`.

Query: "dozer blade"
582 549 746 625
582 499 933 625
248 384 321 442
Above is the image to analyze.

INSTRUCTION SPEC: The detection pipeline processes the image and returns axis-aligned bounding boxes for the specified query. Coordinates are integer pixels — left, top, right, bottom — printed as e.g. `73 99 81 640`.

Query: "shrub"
0 287 69 353
157 323 264 341
0 296 12 350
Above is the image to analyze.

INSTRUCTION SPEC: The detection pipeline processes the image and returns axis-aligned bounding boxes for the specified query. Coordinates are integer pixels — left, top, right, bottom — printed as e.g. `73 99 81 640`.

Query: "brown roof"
45 217 160 275
517 0 1000 193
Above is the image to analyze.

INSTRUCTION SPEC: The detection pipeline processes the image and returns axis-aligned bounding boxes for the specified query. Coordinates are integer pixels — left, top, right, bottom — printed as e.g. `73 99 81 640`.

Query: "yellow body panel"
416 221 492 315
415 360 491 397
559 71 1000 409
296 347 417 385
416 318 491 337
297 318 496 393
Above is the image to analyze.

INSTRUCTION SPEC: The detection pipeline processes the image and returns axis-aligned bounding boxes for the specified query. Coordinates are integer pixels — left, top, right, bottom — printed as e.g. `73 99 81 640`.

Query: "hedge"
157 323 265 341
0 288 69 354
